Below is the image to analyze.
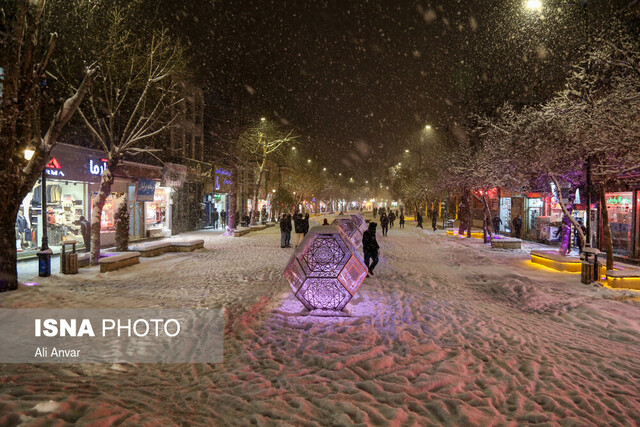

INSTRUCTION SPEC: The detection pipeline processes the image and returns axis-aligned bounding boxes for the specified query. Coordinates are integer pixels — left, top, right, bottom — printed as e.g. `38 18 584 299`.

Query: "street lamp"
24 148 35 160
291 146 296 150
323 167 327 171
525 0 542 11
425 124 431 130
260 117 266 122
307 159 311 163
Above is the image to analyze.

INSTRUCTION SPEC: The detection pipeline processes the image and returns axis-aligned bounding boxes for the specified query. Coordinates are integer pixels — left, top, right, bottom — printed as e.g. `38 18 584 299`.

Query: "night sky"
161 0 630 178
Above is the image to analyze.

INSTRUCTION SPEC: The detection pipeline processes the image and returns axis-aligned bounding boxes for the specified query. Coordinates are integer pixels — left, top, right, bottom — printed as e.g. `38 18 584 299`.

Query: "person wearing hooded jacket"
362 222 380 276
294 213 305 247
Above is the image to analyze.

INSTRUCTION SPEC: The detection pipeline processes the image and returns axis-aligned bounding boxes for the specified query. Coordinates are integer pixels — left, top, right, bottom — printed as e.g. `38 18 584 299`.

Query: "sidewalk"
17 228 227 281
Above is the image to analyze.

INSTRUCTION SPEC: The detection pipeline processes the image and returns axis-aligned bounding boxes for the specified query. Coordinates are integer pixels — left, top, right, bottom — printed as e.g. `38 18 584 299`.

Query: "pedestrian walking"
322 218 329 225
389 211 396 228
399 214 405 229
373 207 378 218
492 215 502 235
303 213 310 235
79 216 91 252
512 214 523 238
431 214 437 232
380 213 389 236
416 211 423 229
362 222 380 276
294 213 305 247
280 214 288 248
221 210 227 229
212 208 219 229
284 214 292 247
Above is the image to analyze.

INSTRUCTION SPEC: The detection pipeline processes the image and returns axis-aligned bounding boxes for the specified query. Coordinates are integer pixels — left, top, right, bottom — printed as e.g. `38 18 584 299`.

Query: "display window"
18 179 89 255
145 187 169 230
499 198 512 233
605 192 633 256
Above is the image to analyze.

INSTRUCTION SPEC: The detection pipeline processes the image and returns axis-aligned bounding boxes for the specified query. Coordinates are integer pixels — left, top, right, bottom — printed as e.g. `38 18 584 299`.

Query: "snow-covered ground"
1 214 639 425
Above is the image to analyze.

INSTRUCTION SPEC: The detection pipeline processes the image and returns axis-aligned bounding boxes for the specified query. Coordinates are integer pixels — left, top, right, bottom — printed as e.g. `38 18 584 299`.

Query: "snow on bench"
170 239 205 252
491 237 522 249
606 269 640 290
249 224 267 231
99 252 141 273
530 250 581 272
129 242 173 257
233 227 251 237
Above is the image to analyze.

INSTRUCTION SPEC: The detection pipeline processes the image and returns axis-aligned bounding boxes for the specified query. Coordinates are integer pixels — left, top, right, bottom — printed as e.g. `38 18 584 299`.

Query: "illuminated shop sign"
45 157 65 177
606 195 631 206
89 158 108 176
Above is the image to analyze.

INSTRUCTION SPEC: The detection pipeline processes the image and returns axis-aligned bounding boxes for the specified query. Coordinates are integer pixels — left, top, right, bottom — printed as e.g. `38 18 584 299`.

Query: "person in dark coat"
284 214 293 247
416 211 423 229
212 208 219 229
380 213 389 236
294 213 305 247
492 215 502 235
512 214 523 238
303 213 310 235
399 214 405 229
431 214 437 231
362 222 380 276
79 216 91 252
373 207 378 218
388 211 396 228
322 218 329 225
221 210 227 229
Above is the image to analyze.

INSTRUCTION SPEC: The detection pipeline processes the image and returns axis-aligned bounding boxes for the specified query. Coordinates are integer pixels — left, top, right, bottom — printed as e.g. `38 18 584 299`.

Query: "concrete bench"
129 241 172 257
78 253 91 268
606 269 640 290
491 237 522 249
99 252 141 273
233 228 251 237
170 239 204 252
531 250 581 272
265 222 276 228
249 224 267 231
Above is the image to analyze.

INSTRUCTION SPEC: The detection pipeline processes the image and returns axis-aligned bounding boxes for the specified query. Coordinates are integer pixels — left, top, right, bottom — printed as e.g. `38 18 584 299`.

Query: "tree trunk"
0 203 21 291
466 189 472 238
251 155 267 226
550 175 586 255
90 160 117 265
599 183 614 270
476 193 492 243
224 167 238 235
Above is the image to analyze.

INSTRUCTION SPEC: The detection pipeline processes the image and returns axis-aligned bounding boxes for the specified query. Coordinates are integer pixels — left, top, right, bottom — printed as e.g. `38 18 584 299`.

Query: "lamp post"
38 158 51 276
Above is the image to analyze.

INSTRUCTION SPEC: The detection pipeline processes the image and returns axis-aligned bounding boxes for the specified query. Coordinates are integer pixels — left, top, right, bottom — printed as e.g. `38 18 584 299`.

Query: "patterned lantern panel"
349 213 367 234
331 217 363 249
284 225 367 314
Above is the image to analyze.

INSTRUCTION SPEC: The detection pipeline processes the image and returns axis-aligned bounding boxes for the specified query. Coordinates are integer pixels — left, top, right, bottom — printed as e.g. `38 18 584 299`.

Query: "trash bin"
581 260 594 284
37 248 53 277
61 240 78 275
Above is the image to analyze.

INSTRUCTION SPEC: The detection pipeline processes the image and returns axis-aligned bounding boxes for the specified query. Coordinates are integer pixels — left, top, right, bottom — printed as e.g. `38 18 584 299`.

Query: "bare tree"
238 120 297 225
66 10 187 264
0 0 96 290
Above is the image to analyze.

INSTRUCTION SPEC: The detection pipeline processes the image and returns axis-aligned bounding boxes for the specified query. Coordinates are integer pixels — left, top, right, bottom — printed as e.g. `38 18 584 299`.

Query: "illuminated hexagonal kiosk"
331 215 363 249
284 225 367 316
348 213 367 234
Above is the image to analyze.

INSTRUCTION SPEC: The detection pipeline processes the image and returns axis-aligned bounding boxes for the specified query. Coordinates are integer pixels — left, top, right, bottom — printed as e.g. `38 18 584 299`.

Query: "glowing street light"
397 162 402 166
338 173 342 176
405 149 409 153
291 146 296 150
525 0 542 11
260 117 266 122
323 167 327 171
307 159 312 163
425 124 432 130
24 148 35 160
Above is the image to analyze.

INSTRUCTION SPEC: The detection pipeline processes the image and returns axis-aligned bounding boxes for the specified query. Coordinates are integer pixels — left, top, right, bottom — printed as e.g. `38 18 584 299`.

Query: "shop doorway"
127 185 145 240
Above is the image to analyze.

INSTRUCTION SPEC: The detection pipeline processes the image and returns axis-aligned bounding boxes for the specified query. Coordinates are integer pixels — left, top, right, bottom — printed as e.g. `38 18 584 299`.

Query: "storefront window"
605 192 633 256
18 179 89 254
146 187 170 231
527 198 543 232
499 198 512 233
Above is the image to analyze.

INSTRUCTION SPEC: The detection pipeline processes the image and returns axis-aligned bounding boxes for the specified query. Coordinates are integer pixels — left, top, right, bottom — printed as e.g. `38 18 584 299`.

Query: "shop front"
525 193 545 240
208 164 233 228
604 192 634 257
168 159 212 233
16 144 167 257
16 144 101 257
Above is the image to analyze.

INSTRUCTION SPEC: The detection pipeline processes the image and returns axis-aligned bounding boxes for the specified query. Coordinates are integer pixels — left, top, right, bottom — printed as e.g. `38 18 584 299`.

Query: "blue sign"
136 178 156 202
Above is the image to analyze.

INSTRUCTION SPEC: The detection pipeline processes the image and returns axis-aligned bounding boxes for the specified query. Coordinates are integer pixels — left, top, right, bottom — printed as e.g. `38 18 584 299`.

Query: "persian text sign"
0 308 223 363
136 178 157 202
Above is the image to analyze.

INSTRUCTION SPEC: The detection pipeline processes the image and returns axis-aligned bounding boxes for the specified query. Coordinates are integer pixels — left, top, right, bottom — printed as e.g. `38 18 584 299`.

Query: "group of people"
279 212 310 248
375 207 405 237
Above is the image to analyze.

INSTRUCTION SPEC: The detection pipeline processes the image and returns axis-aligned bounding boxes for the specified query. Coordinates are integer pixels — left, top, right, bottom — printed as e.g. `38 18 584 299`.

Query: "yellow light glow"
425 125 431 130
260 117 266 121
24 148 35 160
530 254 581 273
307 159 311 163
291 146 296 150
405 149 409 153
526 0 542 11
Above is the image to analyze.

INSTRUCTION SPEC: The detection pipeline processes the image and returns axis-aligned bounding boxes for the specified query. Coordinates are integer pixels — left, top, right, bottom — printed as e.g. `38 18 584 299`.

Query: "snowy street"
1 215 639 425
